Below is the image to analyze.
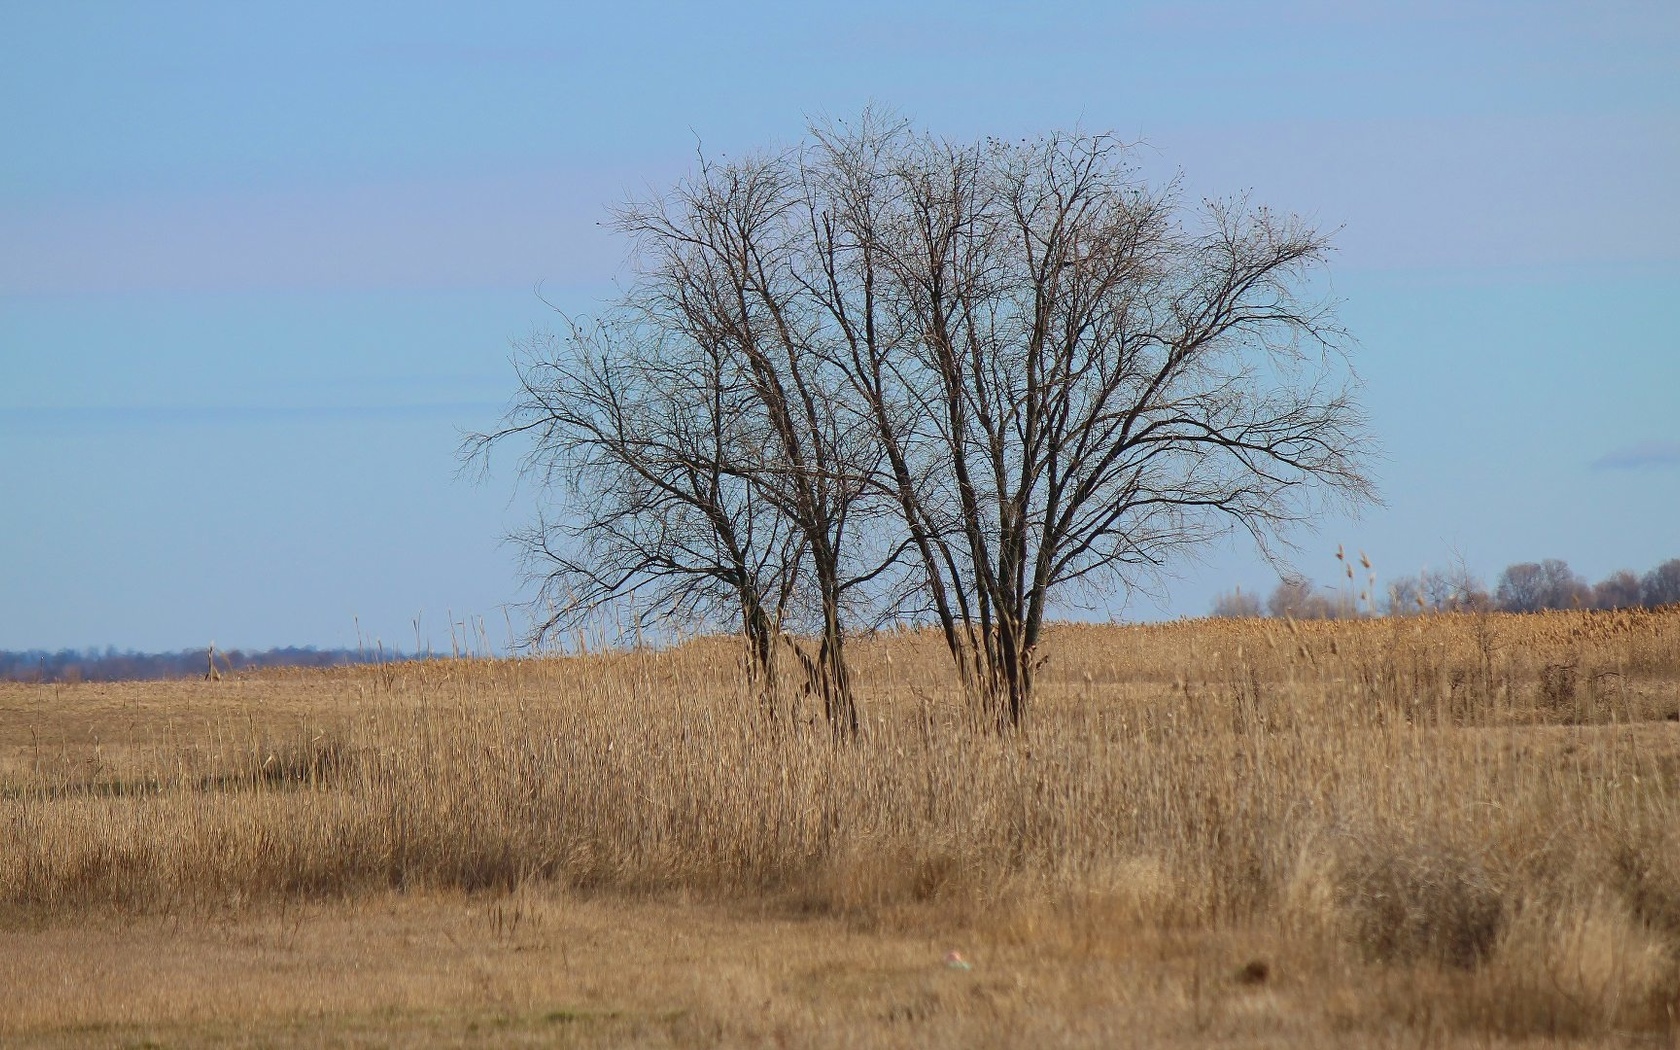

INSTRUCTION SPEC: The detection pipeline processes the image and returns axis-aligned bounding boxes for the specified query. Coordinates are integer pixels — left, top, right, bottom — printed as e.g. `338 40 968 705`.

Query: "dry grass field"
3 609 1679 1047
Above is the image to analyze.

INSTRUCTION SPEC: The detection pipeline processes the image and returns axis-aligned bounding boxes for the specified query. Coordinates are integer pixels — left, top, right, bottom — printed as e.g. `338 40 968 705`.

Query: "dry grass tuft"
1612 822 1680 940
1330 828 1505 968
1482 893 1677 1036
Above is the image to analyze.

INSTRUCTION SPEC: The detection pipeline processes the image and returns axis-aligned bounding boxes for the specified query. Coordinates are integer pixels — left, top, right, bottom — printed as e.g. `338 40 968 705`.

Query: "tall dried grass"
3 608 1678 1037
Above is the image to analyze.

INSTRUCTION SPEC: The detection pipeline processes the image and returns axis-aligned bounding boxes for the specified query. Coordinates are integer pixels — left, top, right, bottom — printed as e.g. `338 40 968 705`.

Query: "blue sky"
2 1 1676 652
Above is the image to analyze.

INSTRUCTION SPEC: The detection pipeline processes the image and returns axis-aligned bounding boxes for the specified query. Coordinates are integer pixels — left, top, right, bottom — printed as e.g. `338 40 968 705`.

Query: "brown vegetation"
3 608 1679 1046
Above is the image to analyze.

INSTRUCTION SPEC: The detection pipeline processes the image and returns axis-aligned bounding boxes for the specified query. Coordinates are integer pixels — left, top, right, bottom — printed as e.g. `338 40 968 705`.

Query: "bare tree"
464 321 808 705
1384 574 1425 615
1495 559 1588 613
1494 562 1546 612
1210 587 1263 618
1642 559 1680 608
610 150 931 737
1386 565 1490 614
1266 577 1355 620
798 115 1374 726
474 111 1374 732
473 150 919 736
1591 569 1642 610
1427 564 1491 612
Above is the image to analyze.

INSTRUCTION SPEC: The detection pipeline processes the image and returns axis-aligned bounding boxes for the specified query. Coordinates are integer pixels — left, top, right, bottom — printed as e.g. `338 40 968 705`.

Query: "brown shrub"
1458 895 1676 1037
1331 830 1504 969
1612 823 1680 941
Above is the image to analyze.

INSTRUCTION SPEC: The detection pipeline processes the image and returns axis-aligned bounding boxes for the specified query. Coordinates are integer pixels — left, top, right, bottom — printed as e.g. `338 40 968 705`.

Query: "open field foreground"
4 610 1680 1047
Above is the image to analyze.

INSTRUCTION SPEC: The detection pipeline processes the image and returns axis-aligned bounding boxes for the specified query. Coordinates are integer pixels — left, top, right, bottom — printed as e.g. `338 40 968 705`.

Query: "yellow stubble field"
3 609 1678 1047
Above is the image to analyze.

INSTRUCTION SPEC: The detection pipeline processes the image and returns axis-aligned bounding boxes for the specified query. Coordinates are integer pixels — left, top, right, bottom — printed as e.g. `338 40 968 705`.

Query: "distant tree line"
0 646 419 684
1212 556 1680 619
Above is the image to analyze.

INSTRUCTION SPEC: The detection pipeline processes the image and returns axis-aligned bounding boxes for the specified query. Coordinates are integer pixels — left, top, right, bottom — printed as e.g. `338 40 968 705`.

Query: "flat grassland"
3 610 1679 1047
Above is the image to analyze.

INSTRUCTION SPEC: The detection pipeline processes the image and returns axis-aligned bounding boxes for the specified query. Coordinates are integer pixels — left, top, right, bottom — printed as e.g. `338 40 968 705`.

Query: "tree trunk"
741 596 779 718
815 563 858 739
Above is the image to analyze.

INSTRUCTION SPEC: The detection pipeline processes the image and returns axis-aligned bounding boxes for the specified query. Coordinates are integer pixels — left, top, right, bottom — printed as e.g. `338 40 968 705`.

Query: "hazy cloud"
1592 440 1680 470
0 402 502 431
1152 114 1680 273
8 111 1671 297
0 168 632 296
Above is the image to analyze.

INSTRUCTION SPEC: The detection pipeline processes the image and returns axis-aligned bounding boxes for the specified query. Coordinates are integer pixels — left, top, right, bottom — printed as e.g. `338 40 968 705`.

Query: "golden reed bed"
3 609 1678 1047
